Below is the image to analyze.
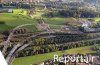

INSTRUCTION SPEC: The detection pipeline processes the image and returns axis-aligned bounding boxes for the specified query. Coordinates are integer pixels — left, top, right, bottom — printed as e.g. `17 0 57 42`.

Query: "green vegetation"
49 25 61 29
33 12 44 18
13 9 28 16
12 46 95 65
0 3 100 65
0 24 13 31
0 9 80 32
0 9 37 32
43 17 65 25
94 18 100 22
93 44 100 57
43 17 79 25
0 13 36 26
21 25 38 32
67 46 96 54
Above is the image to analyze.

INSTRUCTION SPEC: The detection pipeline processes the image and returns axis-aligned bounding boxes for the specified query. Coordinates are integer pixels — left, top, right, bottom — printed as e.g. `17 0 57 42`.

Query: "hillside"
12 45 96 65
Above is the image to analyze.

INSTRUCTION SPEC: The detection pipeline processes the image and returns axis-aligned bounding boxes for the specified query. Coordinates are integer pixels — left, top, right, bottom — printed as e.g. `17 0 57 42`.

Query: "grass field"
43 17 77 25
0 10 66 32
94 18 100 22
0 24 13 31
12 45 96 65
0 13 36 26
0 9 37 32
43 17 65 25
21 25 38 32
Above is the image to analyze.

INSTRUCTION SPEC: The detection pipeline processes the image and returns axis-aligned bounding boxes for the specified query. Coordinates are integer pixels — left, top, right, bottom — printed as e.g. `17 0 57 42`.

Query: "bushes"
0 21 5 24
43 12 59 17
17 39 100 57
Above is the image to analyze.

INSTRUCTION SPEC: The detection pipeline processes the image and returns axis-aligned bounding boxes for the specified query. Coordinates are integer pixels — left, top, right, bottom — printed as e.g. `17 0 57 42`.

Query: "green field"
0 10 65 32
0 13 36 26
0 9 37 32
0 9 100 65
43 17 65 25
0 9 100 32
0 10 76 32
94 18 100 22
12 45 96 65
13 9 28 16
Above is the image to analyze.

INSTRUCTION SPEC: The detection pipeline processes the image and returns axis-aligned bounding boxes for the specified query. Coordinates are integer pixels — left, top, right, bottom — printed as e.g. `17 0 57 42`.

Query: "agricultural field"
12 45 96 65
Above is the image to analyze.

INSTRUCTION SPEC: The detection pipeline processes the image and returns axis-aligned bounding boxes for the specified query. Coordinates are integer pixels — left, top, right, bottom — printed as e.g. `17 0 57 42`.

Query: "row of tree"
43 10 100 18
16 33 100 57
